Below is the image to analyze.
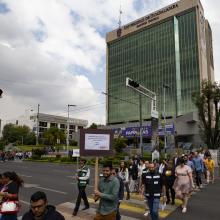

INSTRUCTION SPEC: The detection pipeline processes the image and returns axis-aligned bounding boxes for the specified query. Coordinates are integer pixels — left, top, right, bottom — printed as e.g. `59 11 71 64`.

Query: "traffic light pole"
126 77 158 157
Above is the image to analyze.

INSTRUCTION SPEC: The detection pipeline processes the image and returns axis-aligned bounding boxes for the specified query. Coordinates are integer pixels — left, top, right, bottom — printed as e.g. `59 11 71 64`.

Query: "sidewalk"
165 172 220 220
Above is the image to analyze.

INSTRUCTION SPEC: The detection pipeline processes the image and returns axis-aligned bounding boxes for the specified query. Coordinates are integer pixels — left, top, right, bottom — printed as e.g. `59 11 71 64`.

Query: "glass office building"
106 0 214 126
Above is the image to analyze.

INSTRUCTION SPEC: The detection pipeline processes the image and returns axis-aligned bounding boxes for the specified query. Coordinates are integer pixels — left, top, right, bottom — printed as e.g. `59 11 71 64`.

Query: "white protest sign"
85 133 110 151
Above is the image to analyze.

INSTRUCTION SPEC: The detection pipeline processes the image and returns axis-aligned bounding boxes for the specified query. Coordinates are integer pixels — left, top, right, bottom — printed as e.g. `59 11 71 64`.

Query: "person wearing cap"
72 158 90 216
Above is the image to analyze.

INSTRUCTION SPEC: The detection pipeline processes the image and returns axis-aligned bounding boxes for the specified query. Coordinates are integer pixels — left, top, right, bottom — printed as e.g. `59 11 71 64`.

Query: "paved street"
0 160 219 219
0 160 89 218
165 173 220 220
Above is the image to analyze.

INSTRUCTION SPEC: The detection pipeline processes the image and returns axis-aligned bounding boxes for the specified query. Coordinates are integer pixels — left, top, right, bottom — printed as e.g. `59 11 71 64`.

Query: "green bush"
32 148 46 159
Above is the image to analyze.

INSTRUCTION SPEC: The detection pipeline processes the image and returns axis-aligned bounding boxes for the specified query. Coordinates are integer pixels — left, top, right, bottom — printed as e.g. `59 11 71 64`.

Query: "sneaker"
182 207 187 213
72 211 77 216
81 206 89 211
144 211 149 216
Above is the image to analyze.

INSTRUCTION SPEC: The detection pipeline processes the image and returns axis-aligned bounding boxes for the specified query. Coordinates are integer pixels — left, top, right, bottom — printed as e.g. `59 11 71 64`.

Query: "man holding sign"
94 163 119 220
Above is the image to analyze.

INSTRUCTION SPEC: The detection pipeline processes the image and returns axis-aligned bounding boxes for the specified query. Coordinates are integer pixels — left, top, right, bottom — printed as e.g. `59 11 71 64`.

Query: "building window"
39 121 47 127
39 127 47 132
78 126 83 130
60 124 66 129
50 123 57 128
69 125 75 130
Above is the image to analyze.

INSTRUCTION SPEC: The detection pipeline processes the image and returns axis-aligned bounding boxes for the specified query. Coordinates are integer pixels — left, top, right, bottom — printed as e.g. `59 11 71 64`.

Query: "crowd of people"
73 148 215 220
0 148 215 220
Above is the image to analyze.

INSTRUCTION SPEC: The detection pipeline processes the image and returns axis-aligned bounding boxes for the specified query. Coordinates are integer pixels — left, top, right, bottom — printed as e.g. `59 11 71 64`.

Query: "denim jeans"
1 214 17 220
147 197 160 220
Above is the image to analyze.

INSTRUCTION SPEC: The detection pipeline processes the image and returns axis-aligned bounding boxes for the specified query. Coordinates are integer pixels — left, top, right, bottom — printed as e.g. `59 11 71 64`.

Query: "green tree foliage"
192 80 220 149
2 123 36 145
89 123 98 129
43 127 66 145
114 137 127 153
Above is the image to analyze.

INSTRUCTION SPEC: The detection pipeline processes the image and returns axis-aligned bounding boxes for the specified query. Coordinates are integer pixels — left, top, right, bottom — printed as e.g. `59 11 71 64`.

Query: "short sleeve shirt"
175 165 192 184
1 182 19 201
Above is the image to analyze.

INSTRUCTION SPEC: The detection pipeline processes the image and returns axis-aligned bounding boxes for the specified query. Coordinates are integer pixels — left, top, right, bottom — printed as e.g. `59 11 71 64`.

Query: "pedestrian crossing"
55 185 208 220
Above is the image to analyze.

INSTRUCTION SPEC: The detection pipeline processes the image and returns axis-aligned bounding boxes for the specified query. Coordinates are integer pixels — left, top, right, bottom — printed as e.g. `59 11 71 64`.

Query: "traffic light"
0 89 2 98
126 78 139 88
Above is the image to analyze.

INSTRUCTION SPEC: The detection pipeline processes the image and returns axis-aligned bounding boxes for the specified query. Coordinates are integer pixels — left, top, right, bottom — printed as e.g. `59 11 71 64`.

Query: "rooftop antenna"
118 4 122 29
117 4 122 37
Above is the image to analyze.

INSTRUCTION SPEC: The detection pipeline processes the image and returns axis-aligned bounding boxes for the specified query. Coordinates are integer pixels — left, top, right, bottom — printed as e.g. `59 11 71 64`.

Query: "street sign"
151 109 158 119
72 149 80 157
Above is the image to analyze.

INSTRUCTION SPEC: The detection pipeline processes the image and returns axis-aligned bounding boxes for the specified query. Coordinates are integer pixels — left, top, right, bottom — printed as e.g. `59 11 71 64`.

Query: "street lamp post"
139 94 143 157
36 104 40 145
163 84 170 158
67 104 76 153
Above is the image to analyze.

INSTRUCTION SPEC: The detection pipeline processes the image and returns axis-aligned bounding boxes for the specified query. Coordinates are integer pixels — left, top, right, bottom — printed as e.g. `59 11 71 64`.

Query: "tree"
113 137 127 153
192 80 220 149
43 127 66 146
89 123 98 129
2 124 35 145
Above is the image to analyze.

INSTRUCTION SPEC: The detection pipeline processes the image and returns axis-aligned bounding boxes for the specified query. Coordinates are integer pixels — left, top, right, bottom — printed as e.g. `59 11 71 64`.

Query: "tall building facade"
106 0 214 145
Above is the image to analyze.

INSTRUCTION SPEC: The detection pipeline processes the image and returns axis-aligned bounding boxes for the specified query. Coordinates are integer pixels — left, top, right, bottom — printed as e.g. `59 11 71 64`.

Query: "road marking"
34 186 67 195
66 175 74 178
52 169 70 173
19 174 32 178
24 183 39 188
70 182 94 188
24 183 67 195
20 200 30 205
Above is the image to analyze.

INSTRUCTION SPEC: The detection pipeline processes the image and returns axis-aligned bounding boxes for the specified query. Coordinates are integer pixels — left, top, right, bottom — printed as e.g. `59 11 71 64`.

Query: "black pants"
124 182 130 198
116 202 121 220
74 186 89 212
195 170 202 187
166 185 175 203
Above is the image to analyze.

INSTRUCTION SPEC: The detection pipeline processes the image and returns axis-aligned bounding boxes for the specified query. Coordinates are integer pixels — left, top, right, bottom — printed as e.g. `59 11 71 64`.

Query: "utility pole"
67 104 76 153
36 104 40 145
139 94 143 157
163 84 170 159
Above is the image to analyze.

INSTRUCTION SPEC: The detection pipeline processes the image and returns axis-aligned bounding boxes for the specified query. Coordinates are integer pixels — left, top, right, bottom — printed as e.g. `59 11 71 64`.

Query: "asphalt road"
0 160 95 217
165 173 220 220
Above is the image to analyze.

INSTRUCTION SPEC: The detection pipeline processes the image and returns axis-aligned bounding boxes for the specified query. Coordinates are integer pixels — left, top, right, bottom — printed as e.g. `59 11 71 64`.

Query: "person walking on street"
94 163 119 220
129 158 138 193
192 152 204 189
173 157 194 213
72 158 90 216
111 168 124 220
142 162 166 220
119 161 130 200
22 191 64 220
205 155 215 183
163 161 176 205
0 171 24 220
141 161 150 217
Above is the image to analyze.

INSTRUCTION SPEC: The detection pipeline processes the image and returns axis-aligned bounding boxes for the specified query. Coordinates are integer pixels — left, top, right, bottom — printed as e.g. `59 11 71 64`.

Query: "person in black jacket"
22 191 64 220
129 158 138 192
142 162 166 220
112 168 124 220
162 161 176 205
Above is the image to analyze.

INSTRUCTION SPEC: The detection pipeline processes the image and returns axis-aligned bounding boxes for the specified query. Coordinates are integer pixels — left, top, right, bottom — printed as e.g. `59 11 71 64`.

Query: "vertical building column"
174 16 181 116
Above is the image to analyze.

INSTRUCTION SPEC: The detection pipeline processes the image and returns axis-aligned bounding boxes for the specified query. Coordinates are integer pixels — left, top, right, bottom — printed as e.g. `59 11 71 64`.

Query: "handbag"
0 201 20 214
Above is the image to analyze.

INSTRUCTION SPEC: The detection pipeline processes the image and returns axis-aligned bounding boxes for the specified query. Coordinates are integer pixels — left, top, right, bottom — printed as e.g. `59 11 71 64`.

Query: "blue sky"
0 0 219 125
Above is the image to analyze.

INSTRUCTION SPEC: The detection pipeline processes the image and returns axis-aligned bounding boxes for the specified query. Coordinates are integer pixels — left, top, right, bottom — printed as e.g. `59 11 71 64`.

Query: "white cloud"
0 0 219 129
